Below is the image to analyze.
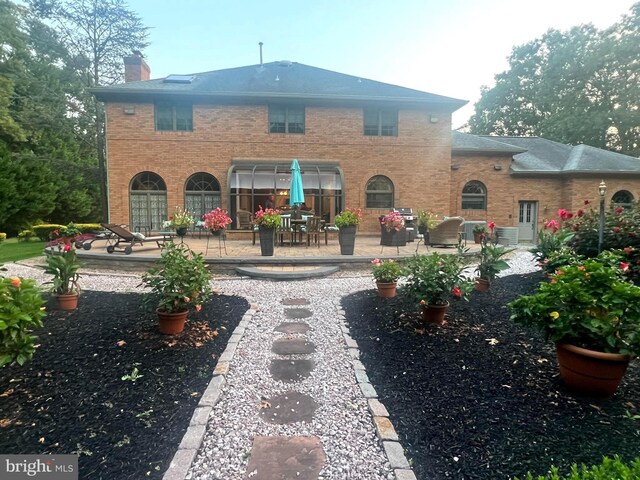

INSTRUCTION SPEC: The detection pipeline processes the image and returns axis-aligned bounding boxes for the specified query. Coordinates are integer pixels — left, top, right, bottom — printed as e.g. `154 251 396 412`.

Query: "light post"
598 180 607 253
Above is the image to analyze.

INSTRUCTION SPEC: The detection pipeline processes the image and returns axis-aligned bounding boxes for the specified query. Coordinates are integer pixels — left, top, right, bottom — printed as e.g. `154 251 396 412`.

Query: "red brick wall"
105 103 453 233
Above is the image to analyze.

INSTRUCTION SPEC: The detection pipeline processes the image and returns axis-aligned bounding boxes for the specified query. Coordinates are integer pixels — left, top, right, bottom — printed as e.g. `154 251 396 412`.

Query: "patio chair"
100 224 170 255
427 216 464 247
277 215 294 246
303 217 322 248
236 210 253 230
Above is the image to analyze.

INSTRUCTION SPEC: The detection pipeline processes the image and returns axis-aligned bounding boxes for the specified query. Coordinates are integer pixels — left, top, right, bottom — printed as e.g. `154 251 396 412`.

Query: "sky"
132 0 637 128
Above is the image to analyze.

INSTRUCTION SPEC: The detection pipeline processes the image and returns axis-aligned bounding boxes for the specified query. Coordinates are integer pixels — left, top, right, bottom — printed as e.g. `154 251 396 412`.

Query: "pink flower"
621 262 630 272
9 277 21 288
624 247 633 254
371 258 382 266
195 304 202 312
544 219 559 233
452 287 461 297
557 208 567 218
487 221 495 231
420 299 426 305
616 207 623 214
613 227 621 234
63 244 71 252
184 296 190 303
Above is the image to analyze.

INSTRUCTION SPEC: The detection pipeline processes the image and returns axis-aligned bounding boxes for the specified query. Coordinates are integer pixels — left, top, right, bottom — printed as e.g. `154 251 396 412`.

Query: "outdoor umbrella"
289 159 305 206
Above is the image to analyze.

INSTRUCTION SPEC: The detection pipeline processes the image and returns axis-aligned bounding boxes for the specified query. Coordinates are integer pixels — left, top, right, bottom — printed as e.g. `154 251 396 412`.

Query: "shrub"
43 245 81 295
0 276 46 367
17 230 35 242
517 455 640 480
538 247 583 275
371 259 404 283
530 226 574 263
0 233 6 243
32 224 65 241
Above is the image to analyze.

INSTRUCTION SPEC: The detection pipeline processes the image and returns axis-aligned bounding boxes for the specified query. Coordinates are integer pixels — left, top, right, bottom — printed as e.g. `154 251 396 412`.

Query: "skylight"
163 75 196 84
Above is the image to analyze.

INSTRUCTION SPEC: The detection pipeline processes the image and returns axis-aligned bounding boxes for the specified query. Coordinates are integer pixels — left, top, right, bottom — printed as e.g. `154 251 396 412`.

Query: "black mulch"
342 273 640 480
0 291 248 479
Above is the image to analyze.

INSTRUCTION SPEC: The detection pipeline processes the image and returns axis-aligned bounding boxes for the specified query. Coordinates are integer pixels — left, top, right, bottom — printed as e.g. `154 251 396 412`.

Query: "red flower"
572 225 579 231
621 262 630 272
452 287 461 297
613 227 621 234
584 199 590 205
487 221 495 231
9 277 21 288
616 207 623 214
63 244 71 252
630 232 638 238
624 247 633 254
544 219 559 233
577 209 583 217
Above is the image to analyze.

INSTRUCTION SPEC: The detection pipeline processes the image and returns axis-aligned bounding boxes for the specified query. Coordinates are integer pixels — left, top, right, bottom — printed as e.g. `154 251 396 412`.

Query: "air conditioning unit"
462 221 486 242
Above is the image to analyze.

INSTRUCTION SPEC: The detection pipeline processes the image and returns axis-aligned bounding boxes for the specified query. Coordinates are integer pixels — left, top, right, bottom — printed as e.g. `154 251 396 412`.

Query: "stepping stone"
283 298 309 305
259 391 318 424
272 338 316 355
275 322 311 334
270 359 315 382
244 436 326 480
285 308 312 319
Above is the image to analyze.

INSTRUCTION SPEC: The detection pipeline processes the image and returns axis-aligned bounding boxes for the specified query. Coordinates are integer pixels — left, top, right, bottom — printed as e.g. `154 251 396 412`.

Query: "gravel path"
2 249 539 479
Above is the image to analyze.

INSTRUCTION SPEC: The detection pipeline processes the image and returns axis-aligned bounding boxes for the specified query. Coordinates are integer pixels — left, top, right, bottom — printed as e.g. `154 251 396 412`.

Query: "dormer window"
269 105 305 134
155 103 193 131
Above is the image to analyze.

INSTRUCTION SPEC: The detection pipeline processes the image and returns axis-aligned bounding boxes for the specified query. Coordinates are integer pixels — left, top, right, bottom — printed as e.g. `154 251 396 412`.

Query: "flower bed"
0 291 248 479
342 272 640 479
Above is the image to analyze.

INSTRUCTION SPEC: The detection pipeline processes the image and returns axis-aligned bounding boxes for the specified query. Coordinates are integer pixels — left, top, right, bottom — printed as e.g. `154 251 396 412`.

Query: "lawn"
0 290 248 479
0 238 46 263
343 272 640 480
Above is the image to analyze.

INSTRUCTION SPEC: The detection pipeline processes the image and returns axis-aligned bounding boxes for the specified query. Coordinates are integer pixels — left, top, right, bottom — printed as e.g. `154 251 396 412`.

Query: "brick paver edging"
162 302 258 480
335 299 418 480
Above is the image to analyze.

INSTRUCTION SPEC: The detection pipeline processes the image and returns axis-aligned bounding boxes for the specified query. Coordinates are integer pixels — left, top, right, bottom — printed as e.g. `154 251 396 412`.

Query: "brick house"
92 56 640 238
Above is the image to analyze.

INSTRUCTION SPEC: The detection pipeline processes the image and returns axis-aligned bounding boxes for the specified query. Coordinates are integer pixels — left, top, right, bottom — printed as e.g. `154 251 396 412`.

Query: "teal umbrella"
289 159 305 206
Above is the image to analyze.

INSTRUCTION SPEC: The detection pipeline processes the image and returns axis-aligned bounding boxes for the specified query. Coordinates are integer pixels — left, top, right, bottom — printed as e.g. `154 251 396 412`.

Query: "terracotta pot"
473 233 483 244
376 281 397 298
56 293 78 310
421 302 449 325
555 343 630 397
474 278 490 292
156 309 189 335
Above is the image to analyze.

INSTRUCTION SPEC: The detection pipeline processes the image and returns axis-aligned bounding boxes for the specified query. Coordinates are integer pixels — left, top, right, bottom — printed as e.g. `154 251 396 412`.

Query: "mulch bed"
0 291 248 479
343 272 640 480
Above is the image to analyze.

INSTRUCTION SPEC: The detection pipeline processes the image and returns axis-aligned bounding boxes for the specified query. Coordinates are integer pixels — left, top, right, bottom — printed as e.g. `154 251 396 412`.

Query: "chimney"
124 52 150 82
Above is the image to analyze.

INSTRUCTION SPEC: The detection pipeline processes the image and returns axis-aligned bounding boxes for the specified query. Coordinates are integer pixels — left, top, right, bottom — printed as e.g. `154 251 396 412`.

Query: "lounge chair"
100 224 171 254
427 217 464 247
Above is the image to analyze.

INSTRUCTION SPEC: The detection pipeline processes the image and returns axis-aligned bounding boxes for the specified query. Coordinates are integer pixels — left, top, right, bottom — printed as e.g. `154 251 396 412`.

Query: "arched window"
462 181 487 210
612 190 634 208
365 175 394 209
130 172 167 232
185 172 221 222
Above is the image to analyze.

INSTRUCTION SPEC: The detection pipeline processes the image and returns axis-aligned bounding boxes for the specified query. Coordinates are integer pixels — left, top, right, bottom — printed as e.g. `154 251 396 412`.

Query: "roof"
452 132 640 175
92 61 467 110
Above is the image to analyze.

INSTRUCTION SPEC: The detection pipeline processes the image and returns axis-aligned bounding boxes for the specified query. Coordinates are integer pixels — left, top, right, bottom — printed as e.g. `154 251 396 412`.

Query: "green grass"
0 238 46 263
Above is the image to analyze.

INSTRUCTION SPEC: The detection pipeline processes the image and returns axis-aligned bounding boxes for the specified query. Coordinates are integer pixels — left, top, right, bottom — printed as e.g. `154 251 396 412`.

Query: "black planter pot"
176 226 188 237
338 226 356 255
418 225 427 235
259 226 275 256
380 227 407 246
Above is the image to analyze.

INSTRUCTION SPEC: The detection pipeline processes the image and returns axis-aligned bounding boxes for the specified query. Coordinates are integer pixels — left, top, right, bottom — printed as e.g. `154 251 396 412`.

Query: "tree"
0 0 101 233
30 0 150 222
469 3 640 157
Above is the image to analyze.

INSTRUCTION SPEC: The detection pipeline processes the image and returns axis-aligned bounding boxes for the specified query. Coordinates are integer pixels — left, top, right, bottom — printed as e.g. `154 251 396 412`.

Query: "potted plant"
472 224 487 244
404 252 473 325
474 238 514 291
371 258 404 298
334 207 362 255
141 243 212 334
164 206 194 237
380 211 407 246
416 210 438 235
44 244 81 310
50 223 82 246
509 259 640 396
253 207 282 256
203 208 232 236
